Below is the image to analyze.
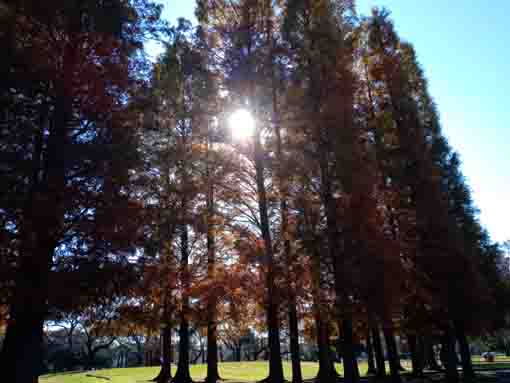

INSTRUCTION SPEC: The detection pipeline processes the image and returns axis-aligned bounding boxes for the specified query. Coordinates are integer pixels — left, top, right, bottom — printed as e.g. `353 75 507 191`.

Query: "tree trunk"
383 325 401 383
235 345 242 362
272 47 302 383
309 242 336 383
86 350 94 371
170 336 174 366
0 301 46 383
314 312 337 383
417 336 426 373
173 226 192 383
366 329 376 375
135 339 144 366
335 335 342 363
454 320 474 379
153 326 172 383
254 130 284 383
342 317 360 383
289 301 303 383
408 333 423 377
372 326 386 378
442 327 459 383
320 156 357 383
0 87 69 383
205 140 220 383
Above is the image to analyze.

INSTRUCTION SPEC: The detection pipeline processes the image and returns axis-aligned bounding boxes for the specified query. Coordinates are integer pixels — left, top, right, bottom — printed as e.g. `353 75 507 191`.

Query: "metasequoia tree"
143 15 238 383
199 1 287 381
2 0 506 382
282 1 364 382
0 1 165 382
149 21 200 383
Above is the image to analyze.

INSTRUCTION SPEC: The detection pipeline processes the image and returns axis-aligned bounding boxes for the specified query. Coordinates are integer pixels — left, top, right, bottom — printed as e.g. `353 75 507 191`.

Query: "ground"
39 361 367 383
39 358 510 383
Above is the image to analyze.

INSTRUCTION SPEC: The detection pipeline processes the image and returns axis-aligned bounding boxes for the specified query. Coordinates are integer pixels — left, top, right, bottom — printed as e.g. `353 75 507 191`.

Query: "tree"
79 303 119 370
200 1 287 381
282 1 363 382
0 1 166 381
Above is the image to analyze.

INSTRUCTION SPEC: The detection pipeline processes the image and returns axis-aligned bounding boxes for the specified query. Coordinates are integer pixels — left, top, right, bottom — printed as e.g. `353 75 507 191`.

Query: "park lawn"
39 357 510 383
40 361 373 383
474 363 510 370
472 355 510 370
473 355 510 364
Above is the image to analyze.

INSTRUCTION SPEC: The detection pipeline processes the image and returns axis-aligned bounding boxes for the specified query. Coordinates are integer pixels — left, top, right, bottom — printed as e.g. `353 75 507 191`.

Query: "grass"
40 357 510 383
472 355 510 370
39 361 373 383
473 355 510 364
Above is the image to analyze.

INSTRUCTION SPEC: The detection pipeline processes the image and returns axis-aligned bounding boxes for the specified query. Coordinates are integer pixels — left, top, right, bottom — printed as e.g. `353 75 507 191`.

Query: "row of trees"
128 1 510 383
1 1 509 383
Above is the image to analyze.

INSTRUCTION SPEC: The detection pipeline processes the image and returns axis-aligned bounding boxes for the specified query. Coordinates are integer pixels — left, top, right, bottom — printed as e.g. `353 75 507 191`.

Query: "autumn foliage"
0 1 509 383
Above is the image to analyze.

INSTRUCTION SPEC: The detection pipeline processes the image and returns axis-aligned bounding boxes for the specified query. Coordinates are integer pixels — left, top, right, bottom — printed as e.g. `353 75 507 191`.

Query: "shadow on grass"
40 370 86 379
474 363 510 370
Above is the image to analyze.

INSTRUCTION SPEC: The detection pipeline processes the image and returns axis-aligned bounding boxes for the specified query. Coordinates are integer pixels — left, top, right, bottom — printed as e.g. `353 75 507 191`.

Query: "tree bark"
205 138 220 383
320 154 358 383
153 326 172 382
254 129 284 383
173 226 193 383
441 326 459 383
372 326 386 378
247 6 284 381
271 33 302 383
383 325 401 383
235 344 242 362
314 311 337 383
288 302 303 383
0 302 46 383
342 317 360 383
417 336 426 373
308 237 336 383
454 320 474 379
86 348 94 371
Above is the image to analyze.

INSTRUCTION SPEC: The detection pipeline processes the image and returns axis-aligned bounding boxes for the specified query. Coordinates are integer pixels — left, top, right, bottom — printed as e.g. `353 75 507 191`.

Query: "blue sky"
154 0 509 243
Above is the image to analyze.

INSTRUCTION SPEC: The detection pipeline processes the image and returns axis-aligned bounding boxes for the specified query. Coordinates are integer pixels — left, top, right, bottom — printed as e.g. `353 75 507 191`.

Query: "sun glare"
228 109 255 141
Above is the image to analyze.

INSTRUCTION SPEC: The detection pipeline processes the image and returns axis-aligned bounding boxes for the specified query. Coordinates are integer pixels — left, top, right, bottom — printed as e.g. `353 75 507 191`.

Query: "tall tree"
201 1 287 381
195 3 223 380
0 1 165 382
283 1 361 381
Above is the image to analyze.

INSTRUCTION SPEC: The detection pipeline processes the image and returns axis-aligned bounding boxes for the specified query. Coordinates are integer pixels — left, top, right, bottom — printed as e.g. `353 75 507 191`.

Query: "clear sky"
154 0 509 243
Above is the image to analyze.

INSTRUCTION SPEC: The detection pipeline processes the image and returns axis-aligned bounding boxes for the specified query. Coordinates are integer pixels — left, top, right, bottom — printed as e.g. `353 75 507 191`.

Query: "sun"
228 109 255 141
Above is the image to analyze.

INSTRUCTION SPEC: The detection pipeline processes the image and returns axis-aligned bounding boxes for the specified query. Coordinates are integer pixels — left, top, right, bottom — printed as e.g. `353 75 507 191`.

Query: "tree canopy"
1 1 508 383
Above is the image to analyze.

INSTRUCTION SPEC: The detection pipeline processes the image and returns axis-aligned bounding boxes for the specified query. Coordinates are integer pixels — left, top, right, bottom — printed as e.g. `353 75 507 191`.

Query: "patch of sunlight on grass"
39 360 376 383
